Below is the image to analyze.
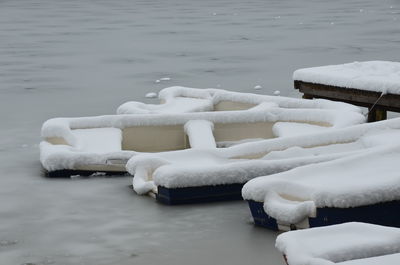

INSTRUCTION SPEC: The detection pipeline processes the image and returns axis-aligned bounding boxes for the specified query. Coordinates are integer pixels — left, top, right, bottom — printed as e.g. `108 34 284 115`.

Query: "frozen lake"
0 0 399 264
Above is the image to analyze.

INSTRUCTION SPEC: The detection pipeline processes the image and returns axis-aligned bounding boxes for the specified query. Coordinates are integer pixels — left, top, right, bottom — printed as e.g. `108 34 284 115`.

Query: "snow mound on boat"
242 139 400 224
275 222 400 265
337 253 400 265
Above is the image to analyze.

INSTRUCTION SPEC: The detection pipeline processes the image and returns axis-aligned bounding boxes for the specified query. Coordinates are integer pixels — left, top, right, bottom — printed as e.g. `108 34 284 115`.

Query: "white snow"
275 222 400 265
254 85 262 90
184 120 216 149
294 61 400 95
145 92 158 98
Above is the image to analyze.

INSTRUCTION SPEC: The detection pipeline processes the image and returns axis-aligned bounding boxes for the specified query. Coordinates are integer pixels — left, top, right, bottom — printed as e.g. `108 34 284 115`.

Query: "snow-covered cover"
117 86 363 114
127 118 400 194
275 222 400 265
242 140 400 225
294 61 400 95
41 88 366 173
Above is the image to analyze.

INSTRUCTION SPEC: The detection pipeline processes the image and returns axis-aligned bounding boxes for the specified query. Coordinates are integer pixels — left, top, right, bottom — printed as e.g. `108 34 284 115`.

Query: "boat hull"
156 184 244 205
247 200 400 231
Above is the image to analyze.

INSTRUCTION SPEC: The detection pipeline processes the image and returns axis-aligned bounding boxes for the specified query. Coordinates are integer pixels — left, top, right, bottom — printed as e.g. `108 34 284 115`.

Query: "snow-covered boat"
275 222 400 265
242 122 400 230
40 87 364 178
126 117 400 204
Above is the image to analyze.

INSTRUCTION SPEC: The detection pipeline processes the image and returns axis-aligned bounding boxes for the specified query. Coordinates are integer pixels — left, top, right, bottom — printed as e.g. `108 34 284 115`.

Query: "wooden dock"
294 80 400 122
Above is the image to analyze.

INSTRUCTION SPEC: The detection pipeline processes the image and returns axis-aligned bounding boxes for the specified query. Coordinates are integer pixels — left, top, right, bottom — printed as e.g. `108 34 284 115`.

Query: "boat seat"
72 128 122 153
184 120 216 149
272 122 329 137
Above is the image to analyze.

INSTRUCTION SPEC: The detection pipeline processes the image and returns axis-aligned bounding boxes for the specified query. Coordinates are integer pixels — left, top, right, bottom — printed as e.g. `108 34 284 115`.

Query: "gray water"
0 0 399 264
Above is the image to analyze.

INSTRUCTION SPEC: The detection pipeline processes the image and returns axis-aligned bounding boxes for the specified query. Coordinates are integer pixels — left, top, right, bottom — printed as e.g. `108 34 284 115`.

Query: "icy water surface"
1 0 400 264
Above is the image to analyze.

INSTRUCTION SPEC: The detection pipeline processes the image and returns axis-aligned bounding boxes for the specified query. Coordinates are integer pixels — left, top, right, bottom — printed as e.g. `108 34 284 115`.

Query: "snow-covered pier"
294 61 400 122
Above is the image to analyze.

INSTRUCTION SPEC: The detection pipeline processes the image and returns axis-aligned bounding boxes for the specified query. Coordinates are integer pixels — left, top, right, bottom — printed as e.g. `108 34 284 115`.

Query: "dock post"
302 94 313 100
368 107 387 122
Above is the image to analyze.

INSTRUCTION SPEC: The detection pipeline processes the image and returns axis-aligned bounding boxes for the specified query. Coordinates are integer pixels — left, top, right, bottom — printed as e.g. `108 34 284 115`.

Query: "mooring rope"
365 92 385 118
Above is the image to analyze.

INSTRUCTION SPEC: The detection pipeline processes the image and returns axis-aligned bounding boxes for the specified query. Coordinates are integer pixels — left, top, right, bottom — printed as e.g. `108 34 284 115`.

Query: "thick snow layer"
129 150 231 194
275 222 400 265
184 120 216 149
40 141 136 172
158 86 214 102
242 142 400 224
128 150 355 193
117 97 214 114
40 127 127 171
294 61 400 95
127 118 400 193
118 86 363 115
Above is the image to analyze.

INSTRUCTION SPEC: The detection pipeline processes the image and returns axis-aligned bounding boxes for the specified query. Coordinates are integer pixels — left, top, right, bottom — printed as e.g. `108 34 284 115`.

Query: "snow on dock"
294 61 400 121
294 61 400 95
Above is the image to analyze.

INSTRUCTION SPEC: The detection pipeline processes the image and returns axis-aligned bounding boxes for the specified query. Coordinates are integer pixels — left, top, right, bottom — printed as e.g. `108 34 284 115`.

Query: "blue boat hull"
247 200 400 230
156 184 244 205
43 168 126 178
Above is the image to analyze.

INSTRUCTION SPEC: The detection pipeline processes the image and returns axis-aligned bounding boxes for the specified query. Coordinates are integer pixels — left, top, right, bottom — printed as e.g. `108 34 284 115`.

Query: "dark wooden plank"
294 81 400 112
